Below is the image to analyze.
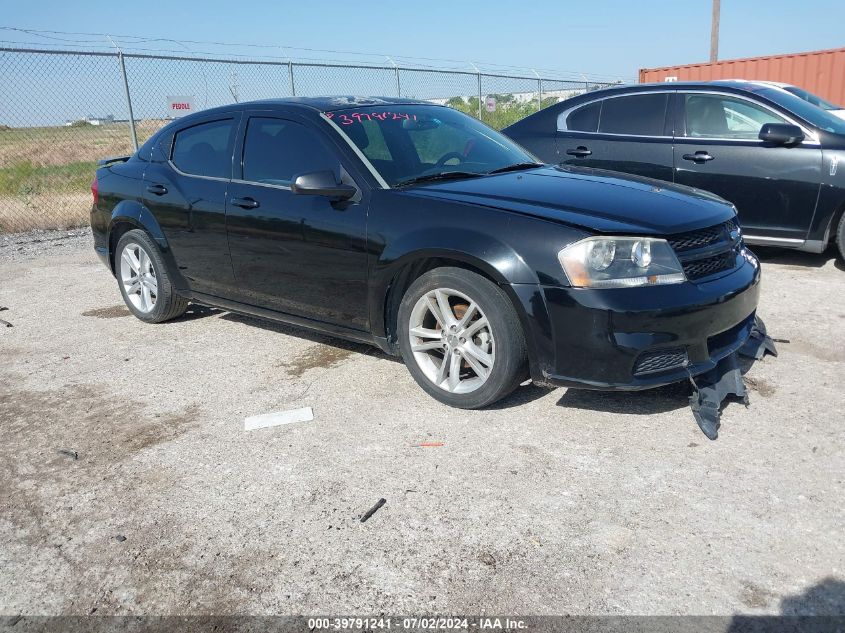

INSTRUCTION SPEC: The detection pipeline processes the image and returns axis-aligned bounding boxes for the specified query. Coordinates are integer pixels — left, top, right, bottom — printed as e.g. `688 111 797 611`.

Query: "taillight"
91 175 99 205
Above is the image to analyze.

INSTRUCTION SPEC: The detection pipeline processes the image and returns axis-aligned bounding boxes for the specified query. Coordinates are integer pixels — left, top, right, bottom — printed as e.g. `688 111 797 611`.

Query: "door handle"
145 184 168 196
682 151 714 163
566 146 592 158
231 197 260 210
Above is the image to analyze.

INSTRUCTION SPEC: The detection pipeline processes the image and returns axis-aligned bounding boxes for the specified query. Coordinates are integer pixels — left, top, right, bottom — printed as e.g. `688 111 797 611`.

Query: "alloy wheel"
119 242 158 313
407 287 495 394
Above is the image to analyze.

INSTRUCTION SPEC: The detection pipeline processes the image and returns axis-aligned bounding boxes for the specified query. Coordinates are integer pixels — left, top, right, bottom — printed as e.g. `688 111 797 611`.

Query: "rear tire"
115 229 188 323
836 212 845 262
397 267 528 409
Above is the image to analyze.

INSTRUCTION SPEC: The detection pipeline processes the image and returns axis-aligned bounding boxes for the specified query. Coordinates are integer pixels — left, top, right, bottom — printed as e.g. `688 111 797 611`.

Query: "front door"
225 113 369 330
557 91 675 182
673 92 822 240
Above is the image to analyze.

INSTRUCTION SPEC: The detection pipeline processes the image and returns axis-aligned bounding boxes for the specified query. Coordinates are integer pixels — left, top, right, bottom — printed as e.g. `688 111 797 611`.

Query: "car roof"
579 80 788 98
196 96 432 116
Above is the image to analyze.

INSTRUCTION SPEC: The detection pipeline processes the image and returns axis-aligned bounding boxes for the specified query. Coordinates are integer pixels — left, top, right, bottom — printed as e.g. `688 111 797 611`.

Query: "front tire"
115 229 188 323
397 267 528 409
836 212 845 262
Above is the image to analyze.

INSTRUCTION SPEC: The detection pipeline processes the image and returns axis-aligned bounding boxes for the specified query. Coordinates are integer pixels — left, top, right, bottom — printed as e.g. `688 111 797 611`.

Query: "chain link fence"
0 47 616 234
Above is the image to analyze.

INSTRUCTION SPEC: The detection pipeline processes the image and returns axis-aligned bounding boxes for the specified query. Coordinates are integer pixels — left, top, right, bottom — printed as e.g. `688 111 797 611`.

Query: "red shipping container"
639 47 845 107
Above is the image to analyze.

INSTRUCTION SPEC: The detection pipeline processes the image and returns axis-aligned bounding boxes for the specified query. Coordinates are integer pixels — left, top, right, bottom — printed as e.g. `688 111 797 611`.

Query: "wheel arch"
827 198 845 250
107 200 169 274
372 245 539 355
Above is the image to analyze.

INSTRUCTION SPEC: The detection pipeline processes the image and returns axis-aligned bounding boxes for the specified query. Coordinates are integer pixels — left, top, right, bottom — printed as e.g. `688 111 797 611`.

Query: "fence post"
117 51 138 152
477 73 482 120
386 57 401 97
288 62 296 96
532 69 541 112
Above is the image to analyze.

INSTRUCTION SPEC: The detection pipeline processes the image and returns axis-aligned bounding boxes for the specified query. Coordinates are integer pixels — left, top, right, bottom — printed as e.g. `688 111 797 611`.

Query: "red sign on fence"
166 96 195 118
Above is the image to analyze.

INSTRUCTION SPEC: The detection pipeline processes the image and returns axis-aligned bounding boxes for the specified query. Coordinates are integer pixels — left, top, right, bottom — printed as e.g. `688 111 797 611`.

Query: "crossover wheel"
837 212 845 262
115 229 188 323
397 267 528 409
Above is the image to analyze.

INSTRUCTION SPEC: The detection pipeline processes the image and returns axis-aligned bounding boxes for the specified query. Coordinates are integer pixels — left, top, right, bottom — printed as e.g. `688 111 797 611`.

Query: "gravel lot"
1 229 843 617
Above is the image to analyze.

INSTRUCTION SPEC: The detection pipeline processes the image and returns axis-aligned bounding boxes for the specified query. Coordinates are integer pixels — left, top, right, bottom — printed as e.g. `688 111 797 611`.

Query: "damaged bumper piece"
688 316 778 440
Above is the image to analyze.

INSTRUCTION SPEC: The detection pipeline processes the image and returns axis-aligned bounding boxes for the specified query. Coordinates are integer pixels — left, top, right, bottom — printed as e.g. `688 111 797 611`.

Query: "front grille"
666 218 741 282
682 251 737 280
633 348 689 376
667 218 738 253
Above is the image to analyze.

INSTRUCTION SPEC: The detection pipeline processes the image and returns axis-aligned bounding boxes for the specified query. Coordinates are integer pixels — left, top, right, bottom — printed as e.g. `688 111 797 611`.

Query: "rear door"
673 91 822 240
142 114 241 297
225 111 369 329
556 91 675 182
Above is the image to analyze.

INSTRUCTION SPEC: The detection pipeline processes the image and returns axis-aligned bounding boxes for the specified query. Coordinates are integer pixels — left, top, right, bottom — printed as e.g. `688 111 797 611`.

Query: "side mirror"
291 170 356 200
759 123 804 146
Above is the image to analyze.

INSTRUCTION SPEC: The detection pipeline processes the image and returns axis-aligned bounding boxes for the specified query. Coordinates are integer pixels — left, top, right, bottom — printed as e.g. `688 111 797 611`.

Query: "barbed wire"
0 26 635 83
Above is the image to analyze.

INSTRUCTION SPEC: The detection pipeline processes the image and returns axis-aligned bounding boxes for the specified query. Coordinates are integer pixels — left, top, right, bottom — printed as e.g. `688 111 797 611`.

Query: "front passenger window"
171 119 237 178
684 94 787 139
242 118 339 186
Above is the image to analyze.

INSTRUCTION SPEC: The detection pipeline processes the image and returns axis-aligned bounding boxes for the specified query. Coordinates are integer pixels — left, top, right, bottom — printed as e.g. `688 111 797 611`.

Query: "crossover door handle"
145 184 168 196
231 197 260 210
566 146 592 158
682 151 715 163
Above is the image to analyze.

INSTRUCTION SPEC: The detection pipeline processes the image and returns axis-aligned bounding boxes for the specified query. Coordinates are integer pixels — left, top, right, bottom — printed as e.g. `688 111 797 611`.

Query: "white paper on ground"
244 407 314 431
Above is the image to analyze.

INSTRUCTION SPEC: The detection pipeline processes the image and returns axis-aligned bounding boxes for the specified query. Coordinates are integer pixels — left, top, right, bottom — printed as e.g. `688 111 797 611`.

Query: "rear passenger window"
564 101 601 132
171 119 237 178
598 94 668 136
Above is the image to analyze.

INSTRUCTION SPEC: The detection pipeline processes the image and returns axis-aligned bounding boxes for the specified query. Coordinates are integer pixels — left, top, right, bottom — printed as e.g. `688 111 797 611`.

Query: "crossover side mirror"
291 170 357 200
758 123 805 146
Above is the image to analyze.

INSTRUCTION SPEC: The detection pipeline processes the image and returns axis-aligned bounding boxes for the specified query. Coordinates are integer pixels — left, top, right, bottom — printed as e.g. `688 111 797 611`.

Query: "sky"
2 0 844 82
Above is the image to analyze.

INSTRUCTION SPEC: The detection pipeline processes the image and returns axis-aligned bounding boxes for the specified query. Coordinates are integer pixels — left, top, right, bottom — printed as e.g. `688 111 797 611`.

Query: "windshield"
783 86 840 111
327 105 538 187
758 87 845 135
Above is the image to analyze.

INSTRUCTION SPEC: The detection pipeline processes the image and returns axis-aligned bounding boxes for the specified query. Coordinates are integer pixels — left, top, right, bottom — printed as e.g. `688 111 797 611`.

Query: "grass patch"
0 160 96 198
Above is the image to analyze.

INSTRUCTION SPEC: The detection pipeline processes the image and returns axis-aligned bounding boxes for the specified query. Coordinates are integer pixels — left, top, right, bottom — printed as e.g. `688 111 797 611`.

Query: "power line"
0 25 633 82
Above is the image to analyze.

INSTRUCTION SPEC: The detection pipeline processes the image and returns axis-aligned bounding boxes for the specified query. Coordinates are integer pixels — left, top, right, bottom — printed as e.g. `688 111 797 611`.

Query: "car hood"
401 165 735 235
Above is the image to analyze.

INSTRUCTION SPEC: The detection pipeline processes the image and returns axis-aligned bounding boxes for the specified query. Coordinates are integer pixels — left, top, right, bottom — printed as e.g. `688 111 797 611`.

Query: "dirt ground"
0 229 843 617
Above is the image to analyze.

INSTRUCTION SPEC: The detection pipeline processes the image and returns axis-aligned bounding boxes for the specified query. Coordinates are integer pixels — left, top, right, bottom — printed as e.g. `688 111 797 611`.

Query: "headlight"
559 236 686 288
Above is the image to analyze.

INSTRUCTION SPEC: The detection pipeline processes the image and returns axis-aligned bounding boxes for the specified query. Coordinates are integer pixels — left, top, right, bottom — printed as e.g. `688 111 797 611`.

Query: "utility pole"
710 0 721 62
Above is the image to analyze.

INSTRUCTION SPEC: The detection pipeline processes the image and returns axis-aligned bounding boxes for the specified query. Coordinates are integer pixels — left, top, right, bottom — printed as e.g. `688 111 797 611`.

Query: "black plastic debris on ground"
688 316 778 440
689 353 749 440
738 316 779 361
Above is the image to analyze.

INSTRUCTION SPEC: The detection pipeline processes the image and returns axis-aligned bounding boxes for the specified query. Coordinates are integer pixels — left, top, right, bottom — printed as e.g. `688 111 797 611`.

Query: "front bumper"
511 254 761 390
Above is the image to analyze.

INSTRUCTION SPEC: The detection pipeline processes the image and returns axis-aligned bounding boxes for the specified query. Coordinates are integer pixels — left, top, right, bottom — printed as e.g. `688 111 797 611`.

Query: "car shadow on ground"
218 312 401 363
555 381 693 415
753 245 844 271
725 577 845 629
778 577 845 616
554 354 768 417
174 304 222 322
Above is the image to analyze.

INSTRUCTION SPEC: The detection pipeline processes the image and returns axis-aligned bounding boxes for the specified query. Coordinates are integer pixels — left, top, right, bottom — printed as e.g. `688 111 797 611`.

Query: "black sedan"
504 80 845 260
91 97 760 409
